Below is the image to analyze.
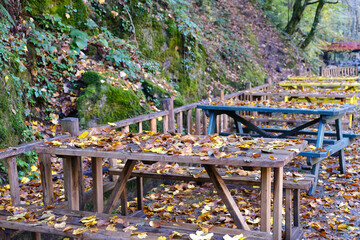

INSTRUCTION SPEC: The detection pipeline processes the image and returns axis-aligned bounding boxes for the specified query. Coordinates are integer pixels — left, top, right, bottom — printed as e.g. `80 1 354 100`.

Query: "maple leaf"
106 224 117 231
123 225 137 232
189 231 214 240
54 221 66 229
223 234 247 240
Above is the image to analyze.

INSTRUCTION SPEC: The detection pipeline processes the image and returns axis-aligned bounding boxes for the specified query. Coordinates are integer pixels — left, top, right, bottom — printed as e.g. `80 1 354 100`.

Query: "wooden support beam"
38 154 54 206
6 156 20 206
91 157 103 213
150 118 157 133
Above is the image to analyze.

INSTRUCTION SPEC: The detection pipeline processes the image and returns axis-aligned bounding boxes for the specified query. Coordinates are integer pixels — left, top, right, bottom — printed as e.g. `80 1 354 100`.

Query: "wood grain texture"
38 154 54 206
6 157 20 206
260 167 271 233
92 157 103 213
273 167 284 240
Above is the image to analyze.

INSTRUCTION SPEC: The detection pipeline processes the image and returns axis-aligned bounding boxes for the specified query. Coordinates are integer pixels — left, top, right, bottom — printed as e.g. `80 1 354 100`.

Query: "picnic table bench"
110 164 315 240
197 100 357 195
35 132 306 240
0 208 272 240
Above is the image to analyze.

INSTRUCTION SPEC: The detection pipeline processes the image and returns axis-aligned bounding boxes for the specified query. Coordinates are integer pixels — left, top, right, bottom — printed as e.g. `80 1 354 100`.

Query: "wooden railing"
320 65 358 77
0 81 271 207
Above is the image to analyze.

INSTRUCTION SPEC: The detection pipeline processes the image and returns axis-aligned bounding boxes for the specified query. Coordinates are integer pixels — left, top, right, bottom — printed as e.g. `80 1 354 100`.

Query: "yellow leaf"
72 227 88 235
51 141 62 146
78 131 89 139
21 177 30 184
106 224 117 231
308 145 316 150
166 206 174 212
123 225 138 232
137 232 148 239
90 227 98 233
157 237 167 240
98 0 105 3
108 122 117 127
337 224 348 231
54 221 66 229
30 165 38 172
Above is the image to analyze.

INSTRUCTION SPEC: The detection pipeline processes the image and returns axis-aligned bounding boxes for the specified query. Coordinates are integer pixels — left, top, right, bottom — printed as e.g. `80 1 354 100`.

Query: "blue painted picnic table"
197 102 357 195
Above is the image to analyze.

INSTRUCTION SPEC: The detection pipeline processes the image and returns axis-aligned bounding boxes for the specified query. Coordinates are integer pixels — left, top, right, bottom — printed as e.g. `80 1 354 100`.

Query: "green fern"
0 0 15 26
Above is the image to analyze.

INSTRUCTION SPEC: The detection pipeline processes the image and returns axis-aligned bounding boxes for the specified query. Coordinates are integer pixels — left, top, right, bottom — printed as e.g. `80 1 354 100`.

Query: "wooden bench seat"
110 166 315 240
0 208 271 240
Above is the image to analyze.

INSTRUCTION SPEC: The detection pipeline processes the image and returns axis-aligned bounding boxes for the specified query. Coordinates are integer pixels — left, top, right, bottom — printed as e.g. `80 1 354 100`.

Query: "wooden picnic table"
35 133 307 240
198 100 357 195
279 80 360 92
288 76 360 81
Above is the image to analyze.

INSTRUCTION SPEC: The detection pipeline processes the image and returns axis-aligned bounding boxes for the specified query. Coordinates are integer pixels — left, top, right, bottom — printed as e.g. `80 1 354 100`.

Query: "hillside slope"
0 0 301 151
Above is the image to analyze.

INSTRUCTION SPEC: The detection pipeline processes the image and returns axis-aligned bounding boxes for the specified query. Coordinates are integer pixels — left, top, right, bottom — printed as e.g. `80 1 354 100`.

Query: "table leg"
308 118 326 195
104 160 137 214
63 156 83 210
335 119 346 174
273 167 284 240
203 164 249 230
207 112 217 135
39 154 54 207
260 167 271 233
91 157 103 213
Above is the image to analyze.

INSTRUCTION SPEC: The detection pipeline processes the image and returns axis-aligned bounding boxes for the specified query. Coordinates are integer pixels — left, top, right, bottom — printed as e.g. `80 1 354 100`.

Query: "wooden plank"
260 167 271 233
187 109 192 134
150 118 157 132
6 157 20 206
273 167 283 240
36 145 296 168
293 189 300 227
203 164 250 230
104 160 137 213
91 157 103 213
0 135 68 160
31 232 41 240
177 112 183 134
38 154 54 206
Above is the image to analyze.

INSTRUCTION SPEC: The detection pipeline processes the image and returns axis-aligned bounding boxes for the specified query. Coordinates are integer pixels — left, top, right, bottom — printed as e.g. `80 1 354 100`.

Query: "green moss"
26 0 89 28
78 72 151 128
83 70 103 86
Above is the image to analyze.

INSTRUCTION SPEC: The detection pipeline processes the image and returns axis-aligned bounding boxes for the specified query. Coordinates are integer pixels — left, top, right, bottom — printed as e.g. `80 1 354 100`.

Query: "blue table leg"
207 112 217 135
335 118 346 174
308 118 325 196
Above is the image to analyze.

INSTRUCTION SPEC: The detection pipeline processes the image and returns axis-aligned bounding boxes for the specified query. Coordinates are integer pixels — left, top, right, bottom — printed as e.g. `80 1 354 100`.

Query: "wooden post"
187 109 192 134
162 115 168 133
6 157 20 206
245 82 251 90
260 167 271 233
61 118 84 210
220 90 225 132
319 66 323 76
202 111 208 135
38 154 54 206
122 126 129 133
92 157 103 213
356 64 358 76
162 98 175 132
137 177 144 210
150 118 157 132
138 122 143 133
195 109 201 135
177 112 183 134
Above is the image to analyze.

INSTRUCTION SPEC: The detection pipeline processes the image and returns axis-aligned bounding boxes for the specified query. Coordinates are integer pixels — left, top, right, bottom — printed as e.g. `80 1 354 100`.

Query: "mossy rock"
78 72 151 128
25 0 89 28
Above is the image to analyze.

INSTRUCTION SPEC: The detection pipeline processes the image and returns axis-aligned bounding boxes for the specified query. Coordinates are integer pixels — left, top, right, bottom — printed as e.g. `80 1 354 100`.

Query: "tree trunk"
301 0 325 49
285 0 309 35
